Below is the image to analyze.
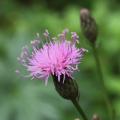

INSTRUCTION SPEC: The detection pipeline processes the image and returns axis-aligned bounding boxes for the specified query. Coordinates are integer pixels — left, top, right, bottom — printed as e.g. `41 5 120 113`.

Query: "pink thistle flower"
17 29 87 85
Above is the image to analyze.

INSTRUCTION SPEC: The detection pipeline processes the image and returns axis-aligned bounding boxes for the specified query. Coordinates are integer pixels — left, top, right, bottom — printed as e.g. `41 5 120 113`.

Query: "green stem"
92 45 114 120
71 99 88 120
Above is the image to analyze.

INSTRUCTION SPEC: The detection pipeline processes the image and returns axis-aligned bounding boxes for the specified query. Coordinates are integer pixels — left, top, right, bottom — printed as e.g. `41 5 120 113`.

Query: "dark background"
0 0 120 120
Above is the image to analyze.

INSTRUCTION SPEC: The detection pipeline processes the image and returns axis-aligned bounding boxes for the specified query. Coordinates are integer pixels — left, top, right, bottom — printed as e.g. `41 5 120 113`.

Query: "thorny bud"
52 75 79 100
80 8 98 44
92 114 100 120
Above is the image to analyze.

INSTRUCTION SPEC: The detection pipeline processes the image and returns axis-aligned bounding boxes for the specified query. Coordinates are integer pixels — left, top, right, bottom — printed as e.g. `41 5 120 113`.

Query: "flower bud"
80 8 98 44
52 75 79 100
74 118 80 120
92 114 100 120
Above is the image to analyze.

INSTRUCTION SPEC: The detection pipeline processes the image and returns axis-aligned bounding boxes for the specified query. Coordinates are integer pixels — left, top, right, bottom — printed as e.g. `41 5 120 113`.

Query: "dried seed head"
80 8 98 44
52 75 79 100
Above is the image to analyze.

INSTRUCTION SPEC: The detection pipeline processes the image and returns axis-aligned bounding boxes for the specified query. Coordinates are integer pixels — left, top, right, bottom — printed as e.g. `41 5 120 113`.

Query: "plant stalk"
71 99 88 120
92 45 114 120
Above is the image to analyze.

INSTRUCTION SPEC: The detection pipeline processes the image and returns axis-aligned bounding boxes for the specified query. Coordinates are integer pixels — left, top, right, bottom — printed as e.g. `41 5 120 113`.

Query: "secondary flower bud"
80 8 98 44
52 74 79 100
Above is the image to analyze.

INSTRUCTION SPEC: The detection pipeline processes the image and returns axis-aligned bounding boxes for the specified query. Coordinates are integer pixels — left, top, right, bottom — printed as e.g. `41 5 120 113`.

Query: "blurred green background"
0 0 120 120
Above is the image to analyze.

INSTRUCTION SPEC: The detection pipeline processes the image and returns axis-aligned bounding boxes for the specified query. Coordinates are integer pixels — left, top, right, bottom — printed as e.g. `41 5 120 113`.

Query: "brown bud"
80 8 98 44
52 75 79 100
92 114 100 120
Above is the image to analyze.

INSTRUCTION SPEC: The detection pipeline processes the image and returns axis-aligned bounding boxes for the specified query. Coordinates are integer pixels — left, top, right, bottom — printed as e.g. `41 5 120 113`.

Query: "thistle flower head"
17 29 87 85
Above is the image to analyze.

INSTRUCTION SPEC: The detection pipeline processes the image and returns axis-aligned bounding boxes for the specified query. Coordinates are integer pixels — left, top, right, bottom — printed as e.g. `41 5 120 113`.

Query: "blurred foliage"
0 0 120 120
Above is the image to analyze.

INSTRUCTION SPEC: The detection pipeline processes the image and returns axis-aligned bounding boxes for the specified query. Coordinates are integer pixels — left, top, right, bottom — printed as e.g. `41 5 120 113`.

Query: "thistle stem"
71 99 88 120
92 45 114 120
